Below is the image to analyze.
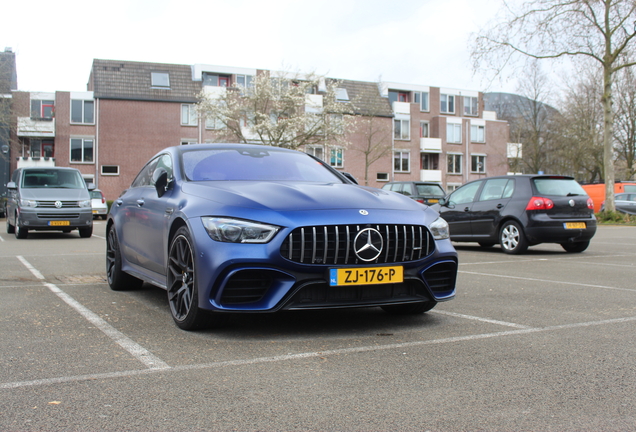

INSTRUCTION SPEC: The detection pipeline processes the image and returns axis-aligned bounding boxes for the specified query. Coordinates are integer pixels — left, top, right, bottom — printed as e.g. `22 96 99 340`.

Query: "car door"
134 154 175 275
470 178 515 239
438 180 483 239
616 193 636 214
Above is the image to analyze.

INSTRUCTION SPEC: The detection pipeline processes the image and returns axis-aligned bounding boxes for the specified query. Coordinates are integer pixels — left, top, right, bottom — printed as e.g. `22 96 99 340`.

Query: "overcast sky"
2 0 514 94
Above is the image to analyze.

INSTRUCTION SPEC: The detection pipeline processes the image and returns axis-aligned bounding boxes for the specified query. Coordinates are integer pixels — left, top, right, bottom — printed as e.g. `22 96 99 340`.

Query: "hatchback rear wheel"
561 240 590 253
499 221 528 254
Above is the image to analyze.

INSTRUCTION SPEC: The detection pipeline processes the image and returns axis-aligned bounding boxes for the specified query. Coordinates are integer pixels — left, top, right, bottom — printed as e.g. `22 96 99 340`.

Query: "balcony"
392 101 410 115
17 117 55 137
420 137 442 153
305 94 323 113
420 169 442 182
16 156 56 169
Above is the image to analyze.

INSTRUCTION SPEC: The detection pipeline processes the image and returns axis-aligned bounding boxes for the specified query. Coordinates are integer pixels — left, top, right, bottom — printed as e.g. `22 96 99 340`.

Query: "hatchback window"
90 191 103 199
533 178 587 196
415 184 445 197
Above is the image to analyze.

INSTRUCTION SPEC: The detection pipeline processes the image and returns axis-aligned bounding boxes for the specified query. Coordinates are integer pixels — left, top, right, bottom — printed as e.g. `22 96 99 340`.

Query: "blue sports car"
106 144 458 330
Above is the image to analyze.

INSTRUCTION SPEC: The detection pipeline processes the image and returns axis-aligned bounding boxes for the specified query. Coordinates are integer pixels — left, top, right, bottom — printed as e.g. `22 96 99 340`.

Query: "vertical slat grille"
281 224 435 265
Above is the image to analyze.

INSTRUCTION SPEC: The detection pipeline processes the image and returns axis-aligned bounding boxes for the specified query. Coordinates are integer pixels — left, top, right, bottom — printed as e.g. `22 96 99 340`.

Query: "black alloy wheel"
14 214 28 239
499 220 528 254
106 225 143 291
167 227 208 330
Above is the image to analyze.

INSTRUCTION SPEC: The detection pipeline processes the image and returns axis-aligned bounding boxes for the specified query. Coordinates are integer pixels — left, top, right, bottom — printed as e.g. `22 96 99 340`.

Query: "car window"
415 184 445 197
448 181 482 205
90 191 102 199
152 154 173 185
183 148 343 183
401 184 412 196
502 179 515 198
131 158 160 188
616 194 628 201
389 183 403 193
21 169 85 189
533 178 586 196
479 178 510 201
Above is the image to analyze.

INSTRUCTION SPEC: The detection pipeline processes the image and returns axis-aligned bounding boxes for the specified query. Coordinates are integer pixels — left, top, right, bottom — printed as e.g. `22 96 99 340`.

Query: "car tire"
478 242 495 248
381 301 437 315
499 221 528 254
106 225 143 291
15 215 28 239
79 226 93 238
561 241 590 253
6 217 15 234
167 227 210 330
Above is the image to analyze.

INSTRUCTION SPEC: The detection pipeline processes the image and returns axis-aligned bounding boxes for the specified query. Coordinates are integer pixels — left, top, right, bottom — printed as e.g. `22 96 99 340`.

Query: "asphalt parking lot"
0 220 635 431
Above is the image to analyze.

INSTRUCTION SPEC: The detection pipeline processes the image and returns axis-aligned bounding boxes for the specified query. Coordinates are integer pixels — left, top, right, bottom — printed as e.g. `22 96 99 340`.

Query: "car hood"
182 181 423 212
20 188 89 200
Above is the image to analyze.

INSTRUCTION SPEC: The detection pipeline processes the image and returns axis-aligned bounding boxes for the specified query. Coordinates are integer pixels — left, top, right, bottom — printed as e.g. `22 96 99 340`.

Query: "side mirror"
153 168 171 198
86 182 96 191
342 172 358 185
7 181 16 190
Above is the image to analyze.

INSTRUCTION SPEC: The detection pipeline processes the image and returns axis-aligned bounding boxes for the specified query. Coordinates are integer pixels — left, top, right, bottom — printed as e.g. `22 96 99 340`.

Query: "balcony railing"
17 117 55 137
420 169 442 182
420 137 442 153
16 156 56 169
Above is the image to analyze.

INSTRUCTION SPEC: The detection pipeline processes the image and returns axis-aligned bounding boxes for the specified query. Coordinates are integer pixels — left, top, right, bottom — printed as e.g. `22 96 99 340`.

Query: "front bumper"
17 208 93 231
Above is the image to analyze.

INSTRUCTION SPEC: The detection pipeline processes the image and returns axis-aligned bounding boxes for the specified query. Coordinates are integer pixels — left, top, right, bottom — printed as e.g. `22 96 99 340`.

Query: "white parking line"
431 310 534 329
16 256 170 371
3 315 635 390
459 270 636 293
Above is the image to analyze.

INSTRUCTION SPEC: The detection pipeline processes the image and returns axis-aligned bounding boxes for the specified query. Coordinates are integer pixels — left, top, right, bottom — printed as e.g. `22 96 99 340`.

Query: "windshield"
21 169 86 189
182 148 344 183
533 178 587 196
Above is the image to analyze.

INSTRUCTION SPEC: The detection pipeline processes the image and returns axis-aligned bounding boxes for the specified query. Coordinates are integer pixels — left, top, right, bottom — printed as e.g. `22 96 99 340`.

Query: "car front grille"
220 270 275 304
281 224 435 265
423 261 457 294
36 213 81 219
37 200 80 209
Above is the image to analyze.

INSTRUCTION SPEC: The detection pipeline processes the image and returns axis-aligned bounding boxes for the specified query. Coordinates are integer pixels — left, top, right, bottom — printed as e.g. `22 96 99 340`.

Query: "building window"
420 121 430 138
330 147 344 168
389 90 410 104
236 75 253 88
447 183 461 193
441 94 455 114
180 139 197 146
101 165 119 176
464 96 479 116
394 119 410 140
205 116 225 130
422 153 439 170
151 72 170 88
471 155 486 173
447 154 462 174
420 91 430 111
31 100 54 119
447 123 462 143
203 73 231 87
71 100 94 124
330 114 345 134
394 151 410 173
70 138 94 163
471 124 485 143
377 172 389 181
181 104 198 126
306 146 324 161
335 88 349 101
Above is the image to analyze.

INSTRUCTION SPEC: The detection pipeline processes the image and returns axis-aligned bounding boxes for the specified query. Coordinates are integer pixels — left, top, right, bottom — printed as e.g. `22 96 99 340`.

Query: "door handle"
496 203 504 209
463 207 470 212
136 198 145 207
115 199 123 207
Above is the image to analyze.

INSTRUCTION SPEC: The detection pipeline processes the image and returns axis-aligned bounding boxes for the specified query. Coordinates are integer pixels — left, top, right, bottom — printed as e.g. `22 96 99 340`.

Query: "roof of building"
89 59 201 102
338 80 393 118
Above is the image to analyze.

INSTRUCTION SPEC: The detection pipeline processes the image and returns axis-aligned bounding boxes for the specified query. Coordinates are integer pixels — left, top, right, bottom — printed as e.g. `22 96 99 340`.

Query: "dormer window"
151 72 170 88
335 88 349 101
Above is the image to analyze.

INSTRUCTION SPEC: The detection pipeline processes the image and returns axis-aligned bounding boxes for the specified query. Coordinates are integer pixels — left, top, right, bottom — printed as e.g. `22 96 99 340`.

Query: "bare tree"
613 64 636 180
197 72 353 150
472 0 636 211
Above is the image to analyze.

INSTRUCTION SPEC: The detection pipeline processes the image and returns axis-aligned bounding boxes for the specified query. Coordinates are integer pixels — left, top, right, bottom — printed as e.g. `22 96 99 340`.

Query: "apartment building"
7 59 510 200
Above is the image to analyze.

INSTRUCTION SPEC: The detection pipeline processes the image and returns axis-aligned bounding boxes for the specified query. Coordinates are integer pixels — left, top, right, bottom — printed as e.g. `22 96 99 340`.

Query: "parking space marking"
16 256 170 371
3 314 635 390
459 270 636 293
431 310 534 329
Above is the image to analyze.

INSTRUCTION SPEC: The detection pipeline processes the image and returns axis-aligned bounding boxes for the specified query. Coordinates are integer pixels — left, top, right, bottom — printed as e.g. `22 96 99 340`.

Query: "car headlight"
78 200 91 208
20 199 38 208
201 217 280 243
429 217 450 240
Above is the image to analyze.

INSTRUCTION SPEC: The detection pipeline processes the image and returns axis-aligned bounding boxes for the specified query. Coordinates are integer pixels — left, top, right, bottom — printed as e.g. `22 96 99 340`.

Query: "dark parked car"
107 144 458 330
600 193 636 215
432 175 596 254
381 181 446 205
5 167 94 239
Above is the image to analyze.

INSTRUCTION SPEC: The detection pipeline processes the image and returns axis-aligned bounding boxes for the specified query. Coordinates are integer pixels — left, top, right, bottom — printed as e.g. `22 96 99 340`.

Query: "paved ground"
0 220 635 431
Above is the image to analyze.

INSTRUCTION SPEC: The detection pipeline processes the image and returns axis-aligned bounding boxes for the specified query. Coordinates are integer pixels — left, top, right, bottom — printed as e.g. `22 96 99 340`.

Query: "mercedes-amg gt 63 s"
106 144 458 330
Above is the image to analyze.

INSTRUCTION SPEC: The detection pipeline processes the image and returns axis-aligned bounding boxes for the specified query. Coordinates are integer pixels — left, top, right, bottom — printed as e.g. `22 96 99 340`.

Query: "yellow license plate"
49 221 70 226
564 222 586 229
329 266 403 286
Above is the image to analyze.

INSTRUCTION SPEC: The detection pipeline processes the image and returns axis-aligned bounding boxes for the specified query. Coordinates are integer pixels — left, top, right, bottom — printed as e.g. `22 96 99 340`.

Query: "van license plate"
49 221 70 226
329 266 403 286
564 222 586 229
